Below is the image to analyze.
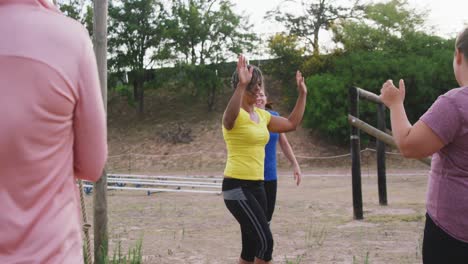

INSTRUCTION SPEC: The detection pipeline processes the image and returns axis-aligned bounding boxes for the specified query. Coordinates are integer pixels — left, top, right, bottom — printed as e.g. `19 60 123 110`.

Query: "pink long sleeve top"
0 0 107 263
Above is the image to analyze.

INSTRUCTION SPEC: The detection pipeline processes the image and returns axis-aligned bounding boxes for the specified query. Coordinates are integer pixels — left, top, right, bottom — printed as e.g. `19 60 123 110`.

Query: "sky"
233 0 468 37
232 0 468 59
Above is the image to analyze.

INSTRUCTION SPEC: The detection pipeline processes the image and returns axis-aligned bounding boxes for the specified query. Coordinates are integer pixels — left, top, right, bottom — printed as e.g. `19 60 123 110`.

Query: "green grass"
285 254 304 264
365 214 424 223
353 251 370 264
91 237 144 264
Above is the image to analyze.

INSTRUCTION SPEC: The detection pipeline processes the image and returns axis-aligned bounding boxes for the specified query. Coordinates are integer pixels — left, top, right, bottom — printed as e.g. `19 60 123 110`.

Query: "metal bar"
108 173 223 181
106 178 221 186
83 185 220 194
105 179 221 189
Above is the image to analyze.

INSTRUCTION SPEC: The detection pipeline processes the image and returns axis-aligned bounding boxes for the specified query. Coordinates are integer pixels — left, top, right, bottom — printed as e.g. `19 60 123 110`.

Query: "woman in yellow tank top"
222 54 308 264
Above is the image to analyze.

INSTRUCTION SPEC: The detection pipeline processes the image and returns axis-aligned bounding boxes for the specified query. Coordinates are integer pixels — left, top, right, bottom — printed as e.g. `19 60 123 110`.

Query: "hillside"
106 77 425 175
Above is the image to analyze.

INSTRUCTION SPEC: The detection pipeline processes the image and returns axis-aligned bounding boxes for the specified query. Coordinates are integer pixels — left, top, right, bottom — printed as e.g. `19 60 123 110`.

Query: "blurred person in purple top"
0 0 107 263
379 27 468 263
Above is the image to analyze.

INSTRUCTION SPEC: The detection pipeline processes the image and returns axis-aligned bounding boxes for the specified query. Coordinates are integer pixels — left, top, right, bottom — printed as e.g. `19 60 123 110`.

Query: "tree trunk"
133 79 138 101
93 0 108 262
207 82 216 112
131 70 145 115
313 28 320 57
137 79 144 115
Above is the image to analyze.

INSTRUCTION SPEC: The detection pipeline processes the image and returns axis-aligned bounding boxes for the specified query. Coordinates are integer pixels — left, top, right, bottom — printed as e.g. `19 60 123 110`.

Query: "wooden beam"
348 114 431 166
356 87 382 104
93 0 108 262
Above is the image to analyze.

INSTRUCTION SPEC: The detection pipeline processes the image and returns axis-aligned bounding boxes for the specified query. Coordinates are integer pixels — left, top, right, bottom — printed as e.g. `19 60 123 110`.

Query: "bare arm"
223 55 252 130
268 71 307 133
278 133 301 186
380 79 444 158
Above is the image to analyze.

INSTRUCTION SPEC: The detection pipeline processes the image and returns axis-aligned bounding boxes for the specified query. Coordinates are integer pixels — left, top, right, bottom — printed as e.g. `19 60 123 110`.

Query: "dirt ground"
95 85 431 263
83 166 429 264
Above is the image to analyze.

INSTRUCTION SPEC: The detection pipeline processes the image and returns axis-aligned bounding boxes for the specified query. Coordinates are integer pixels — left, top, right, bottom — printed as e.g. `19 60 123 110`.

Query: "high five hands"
296 71 307 95
237 54 253 88
238 54 307 95
380 79 406 109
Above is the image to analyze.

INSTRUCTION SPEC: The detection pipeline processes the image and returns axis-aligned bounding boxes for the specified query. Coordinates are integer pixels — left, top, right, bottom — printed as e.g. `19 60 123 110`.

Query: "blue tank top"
264 110 279 181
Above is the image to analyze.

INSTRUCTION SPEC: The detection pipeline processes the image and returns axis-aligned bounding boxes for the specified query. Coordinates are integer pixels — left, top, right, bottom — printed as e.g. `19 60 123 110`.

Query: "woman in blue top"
256 87 302 223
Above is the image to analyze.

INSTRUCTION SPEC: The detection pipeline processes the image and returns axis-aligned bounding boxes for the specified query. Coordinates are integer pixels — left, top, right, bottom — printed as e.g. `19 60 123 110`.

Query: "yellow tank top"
222 107 271 180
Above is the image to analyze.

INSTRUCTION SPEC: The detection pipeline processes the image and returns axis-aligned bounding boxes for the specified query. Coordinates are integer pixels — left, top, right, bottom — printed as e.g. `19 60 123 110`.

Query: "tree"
166 0 257 111
332 0 427 52
264 33 305 102
108 0 170 114
57 0 93 36
301 0 456 145
168 0 256 65
266 0 364 57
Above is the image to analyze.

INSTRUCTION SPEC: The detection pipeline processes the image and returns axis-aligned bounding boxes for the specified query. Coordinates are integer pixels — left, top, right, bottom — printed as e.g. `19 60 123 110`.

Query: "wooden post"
376 103 387 205
349 87 363 220
93 0 108 262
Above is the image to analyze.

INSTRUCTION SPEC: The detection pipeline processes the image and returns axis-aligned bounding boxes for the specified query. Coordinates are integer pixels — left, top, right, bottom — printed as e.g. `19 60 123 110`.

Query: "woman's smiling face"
255 88 267 109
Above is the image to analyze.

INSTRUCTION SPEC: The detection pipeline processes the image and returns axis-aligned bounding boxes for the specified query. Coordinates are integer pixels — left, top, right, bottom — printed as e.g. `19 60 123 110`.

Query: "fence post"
93 0 109 261
349 87 363 220
376 103 388 205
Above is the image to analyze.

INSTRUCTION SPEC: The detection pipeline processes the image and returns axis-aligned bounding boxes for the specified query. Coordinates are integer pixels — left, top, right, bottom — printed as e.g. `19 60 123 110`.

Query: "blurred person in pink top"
0 0 107 263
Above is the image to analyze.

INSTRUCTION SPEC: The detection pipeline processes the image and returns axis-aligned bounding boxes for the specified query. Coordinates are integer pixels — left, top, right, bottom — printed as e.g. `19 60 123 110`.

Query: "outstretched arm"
223 55 252 130
278 133 301 186
268 71 307 133
380 79 444 158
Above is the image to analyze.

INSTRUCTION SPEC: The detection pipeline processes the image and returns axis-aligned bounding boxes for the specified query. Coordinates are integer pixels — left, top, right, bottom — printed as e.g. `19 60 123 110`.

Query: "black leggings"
264 180 277 223
423 213 468 264
222 178 273 262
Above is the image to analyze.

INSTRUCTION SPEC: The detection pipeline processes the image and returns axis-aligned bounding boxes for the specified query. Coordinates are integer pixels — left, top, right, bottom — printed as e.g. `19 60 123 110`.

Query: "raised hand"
237 54 253 87
379 79 406 109
296 70 307 95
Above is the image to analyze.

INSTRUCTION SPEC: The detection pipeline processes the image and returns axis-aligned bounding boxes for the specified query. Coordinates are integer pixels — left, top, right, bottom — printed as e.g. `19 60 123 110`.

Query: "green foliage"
58 0 93 35
174 63 223 111
263 33 305 101
266 0 365 56
263 34 335 113
165 0 256 110
364 0 425 33
108 0 170 72
266 33 305 75
332 0 427 53
302 34 456 145
167 0 257 65
108 0 171 113
298 0 458 145
303 73 349 143
115 83 136 107
58 1 81 20
107 0 256 113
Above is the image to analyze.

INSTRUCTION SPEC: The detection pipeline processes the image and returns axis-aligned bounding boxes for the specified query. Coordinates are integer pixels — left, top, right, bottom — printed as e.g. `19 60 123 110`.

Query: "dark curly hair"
231 65 263 92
